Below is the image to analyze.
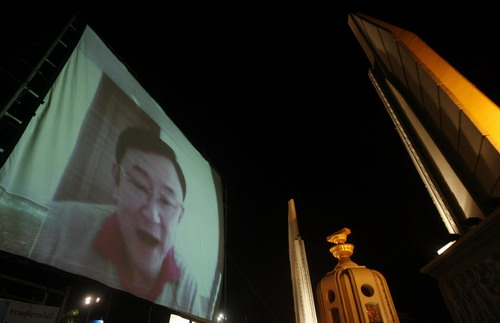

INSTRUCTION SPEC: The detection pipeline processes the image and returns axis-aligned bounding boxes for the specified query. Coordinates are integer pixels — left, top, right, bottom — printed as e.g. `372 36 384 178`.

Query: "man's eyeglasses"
119 167 183 213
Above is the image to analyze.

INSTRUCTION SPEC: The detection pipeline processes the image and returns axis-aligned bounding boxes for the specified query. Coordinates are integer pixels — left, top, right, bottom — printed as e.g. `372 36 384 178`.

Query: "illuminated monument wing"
348 13 500 322
288 199 318 323
348 13 500 233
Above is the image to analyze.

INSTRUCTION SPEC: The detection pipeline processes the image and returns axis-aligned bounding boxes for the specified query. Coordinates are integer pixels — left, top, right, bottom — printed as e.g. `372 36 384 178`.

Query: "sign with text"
0 299 59 323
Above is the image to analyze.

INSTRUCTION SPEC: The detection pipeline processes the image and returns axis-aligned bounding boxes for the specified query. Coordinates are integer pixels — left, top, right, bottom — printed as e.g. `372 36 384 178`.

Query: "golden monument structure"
315 228 399 323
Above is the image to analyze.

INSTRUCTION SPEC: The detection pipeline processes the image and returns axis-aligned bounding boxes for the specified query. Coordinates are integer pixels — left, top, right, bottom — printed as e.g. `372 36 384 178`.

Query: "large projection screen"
0 26 224 321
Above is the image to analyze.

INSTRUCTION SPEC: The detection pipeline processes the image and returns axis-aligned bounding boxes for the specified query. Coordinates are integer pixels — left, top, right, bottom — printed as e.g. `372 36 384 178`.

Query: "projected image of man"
32 127 199 315
97 127 189 299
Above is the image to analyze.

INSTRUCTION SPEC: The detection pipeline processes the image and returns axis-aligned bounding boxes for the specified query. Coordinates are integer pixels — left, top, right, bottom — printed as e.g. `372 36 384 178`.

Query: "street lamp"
84 296 101 323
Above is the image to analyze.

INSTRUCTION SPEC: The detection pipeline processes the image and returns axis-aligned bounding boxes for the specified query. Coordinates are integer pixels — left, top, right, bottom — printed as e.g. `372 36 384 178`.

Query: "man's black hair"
115 127 186 201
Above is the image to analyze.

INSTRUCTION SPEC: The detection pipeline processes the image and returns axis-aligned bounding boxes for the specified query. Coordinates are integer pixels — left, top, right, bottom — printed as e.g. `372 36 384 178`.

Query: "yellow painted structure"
349 13 500 152
348 12 500 234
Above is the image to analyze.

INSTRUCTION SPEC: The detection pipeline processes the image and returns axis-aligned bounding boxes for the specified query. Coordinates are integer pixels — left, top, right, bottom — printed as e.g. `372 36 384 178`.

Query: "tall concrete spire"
288 199 318 323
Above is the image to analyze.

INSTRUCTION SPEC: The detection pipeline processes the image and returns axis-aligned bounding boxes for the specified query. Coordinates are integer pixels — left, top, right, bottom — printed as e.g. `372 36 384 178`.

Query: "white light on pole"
84 296 101 323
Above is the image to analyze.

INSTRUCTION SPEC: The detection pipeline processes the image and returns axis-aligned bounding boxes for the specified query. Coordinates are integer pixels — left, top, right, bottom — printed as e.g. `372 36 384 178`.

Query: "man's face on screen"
113 148 184 276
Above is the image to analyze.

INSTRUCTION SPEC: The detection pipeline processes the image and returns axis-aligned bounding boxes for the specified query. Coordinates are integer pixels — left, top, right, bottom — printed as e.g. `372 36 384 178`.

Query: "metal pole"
86 304 92 323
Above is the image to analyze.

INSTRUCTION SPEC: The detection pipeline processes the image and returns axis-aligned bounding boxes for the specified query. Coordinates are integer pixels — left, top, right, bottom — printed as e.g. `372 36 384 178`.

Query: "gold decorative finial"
326 228 351 244
327 228 356 267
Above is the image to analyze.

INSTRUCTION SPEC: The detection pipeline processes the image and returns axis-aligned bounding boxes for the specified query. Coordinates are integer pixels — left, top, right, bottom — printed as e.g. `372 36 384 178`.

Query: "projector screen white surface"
0 26 223 321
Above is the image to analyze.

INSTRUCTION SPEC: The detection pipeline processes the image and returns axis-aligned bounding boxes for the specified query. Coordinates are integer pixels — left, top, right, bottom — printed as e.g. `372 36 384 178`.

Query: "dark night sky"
3 1 500 322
